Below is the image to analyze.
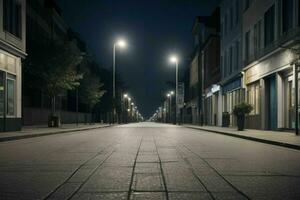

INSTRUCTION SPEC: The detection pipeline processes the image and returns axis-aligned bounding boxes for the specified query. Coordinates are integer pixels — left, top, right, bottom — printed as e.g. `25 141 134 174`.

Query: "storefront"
244 48 298 131
204 84 221 126
0 50 22 132
222 77 245 127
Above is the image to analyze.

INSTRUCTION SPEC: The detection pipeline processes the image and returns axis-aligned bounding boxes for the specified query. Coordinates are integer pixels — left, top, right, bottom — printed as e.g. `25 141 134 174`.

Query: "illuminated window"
247 82 260 115
0 72 4 117
6 74 16 116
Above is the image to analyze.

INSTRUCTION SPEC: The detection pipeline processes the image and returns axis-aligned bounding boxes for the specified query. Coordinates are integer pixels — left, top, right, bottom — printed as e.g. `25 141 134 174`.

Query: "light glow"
169 55 178 63
116 39 127 48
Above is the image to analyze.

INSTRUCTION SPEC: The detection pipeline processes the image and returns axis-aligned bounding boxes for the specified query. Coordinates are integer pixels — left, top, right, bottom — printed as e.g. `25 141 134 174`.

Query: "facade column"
217 89 223 126
260 78 266 130
277 73 284 129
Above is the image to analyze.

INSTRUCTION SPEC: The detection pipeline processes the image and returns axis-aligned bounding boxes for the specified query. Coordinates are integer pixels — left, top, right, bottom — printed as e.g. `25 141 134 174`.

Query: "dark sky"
57 0 220 118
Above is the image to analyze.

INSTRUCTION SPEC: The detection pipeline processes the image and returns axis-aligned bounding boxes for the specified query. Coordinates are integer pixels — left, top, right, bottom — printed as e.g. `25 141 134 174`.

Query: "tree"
79 62 106 112
24 39 83 125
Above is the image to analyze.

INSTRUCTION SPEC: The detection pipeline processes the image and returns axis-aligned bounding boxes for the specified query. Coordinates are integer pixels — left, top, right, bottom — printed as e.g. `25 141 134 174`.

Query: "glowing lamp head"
170 91 174 95
116 39 126 48
123 94 128 98
169 55 178 63
167 93 171 97
131 103 134 106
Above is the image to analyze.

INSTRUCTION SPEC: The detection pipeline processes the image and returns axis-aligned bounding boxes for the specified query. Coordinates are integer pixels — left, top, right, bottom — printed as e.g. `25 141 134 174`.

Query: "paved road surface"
0 123 299 199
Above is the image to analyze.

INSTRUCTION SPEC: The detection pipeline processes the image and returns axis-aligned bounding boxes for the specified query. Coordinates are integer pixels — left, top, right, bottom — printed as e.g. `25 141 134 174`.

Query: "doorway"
266 76 277 130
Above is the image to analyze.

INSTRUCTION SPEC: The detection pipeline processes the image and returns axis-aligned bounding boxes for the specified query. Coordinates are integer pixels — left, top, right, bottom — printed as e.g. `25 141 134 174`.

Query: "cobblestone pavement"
0 122 300 199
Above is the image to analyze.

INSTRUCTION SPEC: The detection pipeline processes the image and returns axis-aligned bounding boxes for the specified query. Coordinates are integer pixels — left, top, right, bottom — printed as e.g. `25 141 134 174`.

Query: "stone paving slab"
184 125 300 150
132 173 165 191
130 192 166 200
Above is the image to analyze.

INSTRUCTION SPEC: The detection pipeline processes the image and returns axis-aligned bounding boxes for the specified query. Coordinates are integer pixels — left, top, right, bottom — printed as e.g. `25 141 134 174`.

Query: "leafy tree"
79 61 106 112
23 39 83 116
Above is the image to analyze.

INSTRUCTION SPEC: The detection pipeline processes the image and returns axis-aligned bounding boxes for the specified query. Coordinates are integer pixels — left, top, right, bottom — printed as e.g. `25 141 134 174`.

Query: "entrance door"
266 76 277 130
0 71 4 132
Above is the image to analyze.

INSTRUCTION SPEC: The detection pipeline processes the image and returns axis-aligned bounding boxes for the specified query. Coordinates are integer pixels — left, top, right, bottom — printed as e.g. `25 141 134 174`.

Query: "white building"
220 0 244 127
0 0 26 131
242 0 300 131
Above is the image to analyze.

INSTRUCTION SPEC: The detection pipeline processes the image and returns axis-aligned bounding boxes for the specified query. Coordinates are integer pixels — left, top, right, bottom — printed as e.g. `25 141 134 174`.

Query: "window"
244 0 250 11
6 74 15 116
264 5 275 47
282 0 293 33
247 82 260 115
0 72 4 117
225 13 228 35
235 0 239 25
299 0 300 26
3 0 22 38
245 31 250 62
224 50 228 77
230 6 234 30
235 41 239 70
230 46 233 73
254 21 261 56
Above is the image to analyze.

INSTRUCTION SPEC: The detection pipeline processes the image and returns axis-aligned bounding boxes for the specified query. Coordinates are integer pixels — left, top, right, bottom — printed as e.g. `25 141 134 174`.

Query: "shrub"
233 102 253 116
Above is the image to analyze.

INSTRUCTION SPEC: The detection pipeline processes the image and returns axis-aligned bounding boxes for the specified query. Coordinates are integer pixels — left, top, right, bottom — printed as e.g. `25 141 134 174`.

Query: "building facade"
202 8 222 126
186 16 208 125
242 0 300 130
0 0 26 132
220 0 244 127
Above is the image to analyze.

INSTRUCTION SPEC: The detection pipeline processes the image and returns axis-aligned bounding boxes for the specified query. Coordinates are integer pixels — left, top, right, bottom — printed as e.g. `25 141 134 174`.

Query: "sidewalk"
0 123 111 142
183 124 300 150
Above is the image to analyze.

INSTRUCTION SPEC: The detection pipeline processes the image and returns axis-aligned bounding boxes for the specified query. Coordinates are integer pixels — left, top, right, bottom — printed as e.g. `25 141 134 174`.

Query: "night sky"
57 0 220 118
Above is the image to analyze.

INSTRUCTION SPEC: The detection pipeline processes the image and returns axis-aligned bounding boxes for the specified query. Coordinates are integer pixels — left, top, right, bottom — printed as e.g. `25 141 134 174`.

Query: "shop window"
3 0 22 38
264 5 275 47
0 53 5 68
247 82 260 115
6 74 16 116
0 72 4 117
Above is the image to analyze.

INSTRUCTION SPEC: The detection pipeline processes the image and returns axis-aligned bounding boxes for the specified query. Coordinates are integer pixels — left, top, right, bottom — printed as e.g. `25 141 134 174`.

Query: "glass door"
0 71 4 132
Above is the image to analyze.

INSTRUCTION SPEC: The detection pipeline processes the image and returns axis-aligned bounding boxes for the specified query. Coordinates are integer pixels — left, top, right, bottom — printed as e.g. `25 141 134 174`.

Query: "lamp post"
167 91 174 123
169 56 179 124
112 39 127 124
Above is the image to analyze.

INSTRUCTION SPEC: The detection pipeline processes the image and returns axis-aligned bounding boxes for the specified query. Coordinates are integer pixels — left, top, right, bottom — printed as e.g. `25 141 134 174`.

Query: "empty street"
0 123 299 200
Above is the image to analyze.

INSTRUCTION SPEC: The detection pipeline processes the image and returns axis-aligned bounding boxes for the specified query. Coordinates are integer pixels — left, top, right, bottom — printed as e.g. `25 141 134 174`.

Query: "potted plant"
233 102 253 131
222 112 230 127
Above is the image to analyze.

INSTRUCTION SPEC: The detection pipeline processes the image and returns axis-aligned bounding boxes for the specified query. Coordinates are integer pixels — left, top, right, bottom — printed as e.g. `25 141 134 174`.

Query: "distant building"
202 8 221 126
220 0 244 127
242 0 300 130
185 16 208 125
0 0 26 131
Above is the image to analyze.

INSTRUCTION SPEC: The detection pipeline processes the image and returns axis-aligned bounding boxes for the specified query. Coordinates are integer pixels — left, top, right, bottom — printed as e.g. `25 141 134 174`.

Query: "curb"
0 125 112 143
184 126 300 151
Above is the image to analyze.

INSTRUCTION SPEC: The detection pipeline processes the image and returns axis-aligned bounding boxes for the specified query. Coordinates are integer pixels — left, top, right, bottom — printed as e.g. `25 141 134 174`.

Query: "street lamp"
112 39 127 124
169 55 179 124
